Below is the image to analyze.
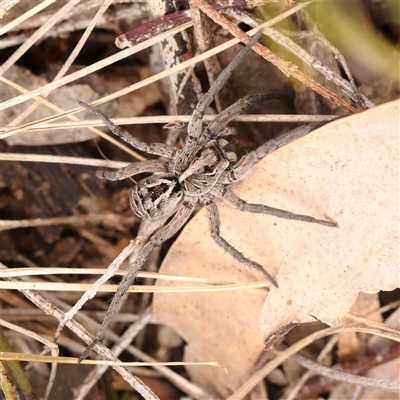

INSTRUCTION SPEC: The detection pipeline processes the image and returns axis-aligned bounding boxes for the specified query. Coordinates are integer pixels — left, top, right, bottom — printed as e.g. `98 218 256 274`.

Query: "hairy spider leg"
79 199 196 362
216 186 337 228
220 124 323 183
202 92 283 142
186 30 264 146
78 100 177 158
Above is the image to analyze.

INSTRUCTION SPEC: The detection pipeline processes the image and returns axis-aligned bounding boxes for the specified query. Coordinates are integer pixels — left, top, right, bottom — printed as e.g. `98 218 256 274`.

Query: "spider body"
128 137 233 220
174 140 231 194
77 31 336 361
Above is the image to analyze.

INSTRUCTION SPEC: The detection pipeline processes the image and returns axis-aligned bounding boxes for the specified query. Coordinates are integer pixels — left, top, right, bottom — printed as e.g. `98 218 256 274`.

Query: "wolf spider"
77 32 336 360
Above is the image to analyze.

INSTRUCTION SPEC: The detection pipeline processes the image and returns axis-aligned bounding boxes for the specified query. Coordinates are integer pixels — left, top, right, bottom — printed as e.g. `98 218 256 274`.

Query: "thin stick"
227 7 373 108
0 0 56 35
74 308 152 400
294 352 400 392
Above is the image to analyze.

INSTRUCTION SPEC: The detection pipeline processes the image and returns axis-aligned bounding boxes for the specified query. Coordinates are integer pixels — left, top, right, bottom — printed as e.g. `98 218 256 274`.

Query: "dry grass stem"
0 319 58 400
1 114 337 135
0 267 211 283
0 280 270 293
8 0 113 127
0 76 145 160
0 0 56 36
0 0 80 75
230 324 400 399
0 153 129 168
0 262 159 399
0 213 137 231
1 2 310 135
0 21 192 112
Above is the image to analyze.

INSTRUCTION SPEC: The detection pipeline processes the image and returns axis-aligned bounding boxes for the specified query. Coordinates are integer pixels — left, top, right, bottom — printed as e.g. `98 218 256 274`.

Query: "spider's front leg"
78 100 177 158
78 198 196 362
202 91 283 142
186 31 263 146
202 195 278 287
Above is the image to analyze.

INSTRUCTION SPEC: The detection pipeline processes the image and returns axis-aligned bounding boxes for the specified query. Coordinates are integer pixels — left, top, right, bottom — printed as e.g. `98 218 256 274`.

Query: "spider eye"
130 175 183 220
226 151 237 163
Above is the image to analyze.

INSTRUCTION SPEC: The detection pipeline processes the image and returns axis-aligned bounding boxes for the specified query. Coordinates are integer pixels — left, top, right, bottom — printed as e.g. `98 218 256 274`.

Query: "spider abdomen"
130 175 183 220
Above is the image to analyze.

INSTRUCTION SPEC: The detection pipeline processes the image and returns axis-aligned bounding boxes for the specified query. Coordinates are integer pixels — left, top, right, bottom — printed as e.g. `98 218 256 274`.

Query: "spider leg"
202 196 278 287
215 186 337 227
78 100 177 158
186 31 263 146
97 159 169 181
220 123 324 183
203 91 283 141
78 199 196 362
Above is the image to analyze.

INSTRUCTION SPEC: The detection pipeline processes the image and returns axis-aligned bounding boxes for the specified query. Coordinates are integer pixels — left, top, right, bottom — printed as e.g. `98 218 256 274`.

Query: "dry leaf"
259 99 398 337
152 100 399 396
2 65 113 146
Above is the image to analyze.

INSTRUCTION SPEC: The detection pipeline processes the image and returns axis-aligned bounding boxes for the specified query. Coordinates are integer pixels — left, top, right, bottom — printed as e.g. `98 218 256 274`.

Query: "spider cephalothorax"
76 30 336 361
174 140 233 195
129 137 236 220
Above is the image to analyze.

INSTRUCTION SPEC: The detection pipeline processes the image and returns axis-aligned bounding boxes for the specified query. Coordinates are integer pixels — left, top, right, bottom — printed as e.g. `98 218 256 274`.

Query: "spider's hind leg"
79 198 196 362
